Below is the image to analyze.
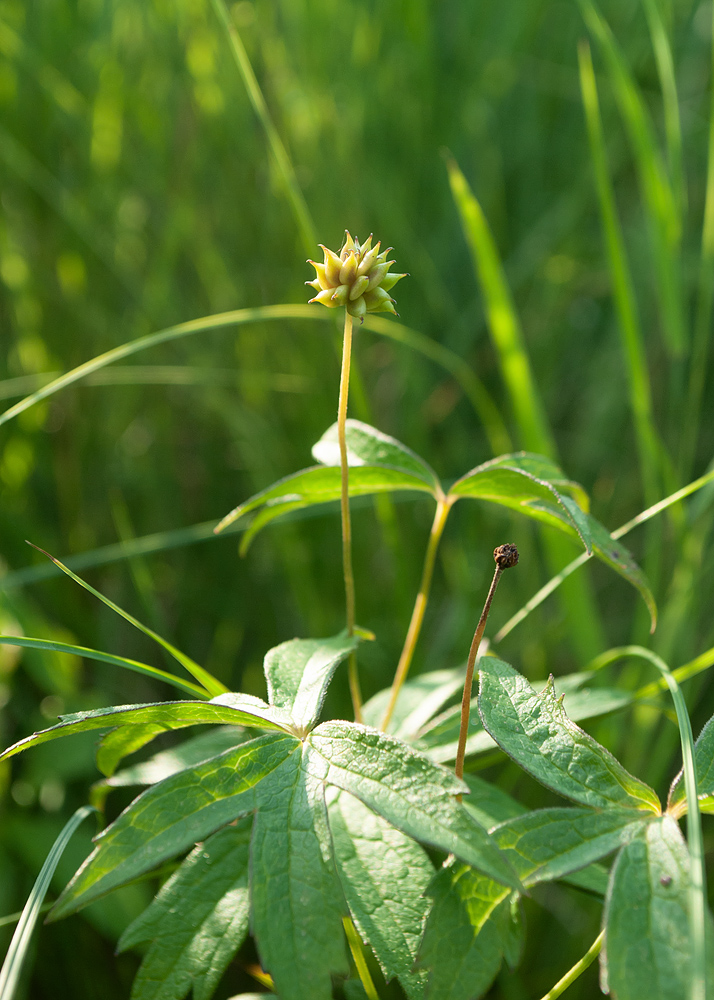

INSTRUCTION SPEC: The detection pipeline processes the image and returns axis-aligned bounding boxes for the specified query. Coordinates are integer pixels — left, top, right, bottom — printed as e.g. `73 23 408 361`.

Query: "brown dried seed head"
494 543 519 569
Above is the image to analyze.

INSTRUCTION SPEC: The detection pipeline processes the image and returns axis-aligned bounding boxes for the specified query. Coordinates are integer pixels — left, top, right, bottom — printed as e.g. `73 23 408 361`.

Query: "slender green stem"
538 929 604 1000
337 310 362 721
455 562 504 783
380 497 450 731
590 646 705 1000
343 917 380 1000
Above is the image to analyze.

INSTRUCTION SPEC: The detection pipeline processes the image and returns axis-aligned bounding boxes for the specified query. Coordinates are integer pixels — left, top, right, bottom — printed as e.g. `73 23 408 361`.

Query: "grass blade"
0 805 97 1000
578 39 662 504
0 636 208 698
579 0 685 357
26 543 227 697
208 0 316 255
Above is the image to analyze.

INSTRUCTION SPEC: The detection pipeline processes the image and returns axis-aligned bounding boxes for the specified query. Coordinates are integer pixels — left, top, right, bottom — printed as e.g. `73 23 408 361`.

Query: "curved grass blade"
0 805 97 1000
27 543 227 697
0 636 208 698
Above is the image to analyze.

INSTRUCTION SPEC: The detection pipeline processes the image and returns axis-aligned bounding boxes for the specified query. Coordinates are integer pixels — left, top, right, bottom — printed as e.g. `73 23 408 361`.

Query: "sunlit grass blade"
0 636 208 698
643 0 686 216
0 805 97 1000
578 40 662 504
587 647 706 1000
579 0 685 357
445 155 554 457
208 0 316 255
495 466 714 643
26 543 227 697
446 154 605 659
682 0 714 478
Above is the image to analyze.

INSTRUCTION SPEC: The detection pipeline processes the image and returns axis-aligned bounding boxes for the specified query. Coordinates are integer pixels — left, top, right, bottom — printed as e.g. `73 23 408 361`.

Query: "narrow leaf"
250 751 348 1000
668 714 714 816
50 733 298 918
329 790 432 1000
361 668 464 738
603 816 714 999
449 454 592 552
1 699 289 768
307 722 521 890
27 544 228 696
492 807 649 887
117 820 252 1000
312 419 441 493
478 659 660 812
215 465 436 546
264 632 359 731
417 860 510 1000
0 635 207 698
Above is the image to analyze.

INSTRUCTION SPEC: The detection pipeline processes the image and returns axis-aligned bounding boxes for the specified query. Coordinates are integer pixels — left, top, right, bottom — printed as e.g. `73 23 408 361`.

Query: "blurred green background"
1 0 714 996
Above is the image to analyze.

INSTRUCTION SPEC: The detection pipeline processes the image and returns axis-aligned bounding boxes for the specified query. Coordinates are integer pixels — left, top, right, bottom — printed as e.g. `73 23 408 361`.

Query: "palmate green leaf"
104 727 247 789
216 465 437 552
417 668 633 764
306 722 522 891
328 789 433 1000
416 860 513 1000
0 699 289 773
250 748 348 1000
603 816 714 999
668 714 714 816
263 631 359 732
117 819 253 1000
478 659 660 812
448 453 592 552
492 807 649 887
312 419 441 494
50 733 299 918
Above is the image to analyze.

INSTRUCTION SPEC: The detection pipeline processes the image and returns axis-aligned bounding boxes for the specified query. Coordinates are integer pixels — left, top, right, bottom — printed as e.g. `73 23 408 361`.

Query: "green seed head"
307 232 407 319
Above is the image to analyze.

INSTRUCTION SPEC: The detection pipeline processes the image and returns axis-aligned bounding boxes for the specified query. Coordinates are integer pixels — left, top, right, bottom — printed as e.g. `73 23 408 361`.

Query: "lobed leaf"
478 659 660 812
250 750 348 1000
312 419 441 493
104 727 248 789
117 820 253 1000
668 714 714 816
307 721 522 891
602 816 714 999
448 453 592 553
0 699 289 770
416 860 513 1000
216 465 436 551
328 789 433 1000
491 807 649 887
263 631 359 732
50 733 298 918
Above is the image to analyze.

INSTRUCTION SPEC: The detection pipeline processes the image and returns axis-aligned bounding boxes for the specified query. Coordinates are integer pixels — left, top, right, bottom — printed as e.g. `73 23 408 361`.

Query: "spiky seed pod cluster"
306 232 407 321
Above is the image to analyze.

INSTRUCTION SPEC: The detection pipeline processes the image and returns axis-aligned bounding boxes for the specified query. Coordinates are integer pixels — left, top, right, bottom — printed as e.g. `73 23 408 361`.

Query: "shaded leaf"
215 465 436 550
50 733 298 918
264 632 359 732
250 751 348 1000
603 816 714 999
492 807 649 886
361 667 463 738
117 820 252 1000
417 860 509 1000
668 714 714 816
328 789 432 999
478 659 660 812
306 722 521 890
312 419 440 493
104 727 248 789
0 700 289 771
449 453 592 552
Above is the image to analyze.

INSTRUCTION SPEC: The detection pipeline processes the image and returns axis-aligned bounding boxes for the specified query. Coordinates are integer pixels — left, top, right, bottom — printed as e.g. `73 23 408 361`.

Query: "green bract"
306 231 407 320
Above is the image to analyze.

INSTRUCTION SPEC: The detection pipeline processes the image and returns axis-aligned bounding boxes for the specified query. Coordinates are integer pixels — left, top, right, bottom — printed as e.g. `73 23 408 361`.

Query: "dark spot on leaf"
660 875 672 887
